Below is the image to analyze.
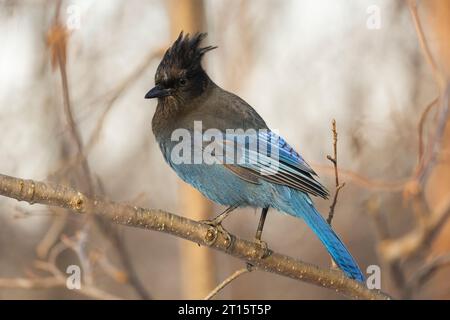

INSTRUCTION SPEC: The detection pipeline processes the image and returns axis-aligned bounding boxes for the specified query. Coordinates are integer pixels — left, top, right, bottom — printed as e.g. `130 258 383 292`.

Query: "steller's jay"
145 32 364 282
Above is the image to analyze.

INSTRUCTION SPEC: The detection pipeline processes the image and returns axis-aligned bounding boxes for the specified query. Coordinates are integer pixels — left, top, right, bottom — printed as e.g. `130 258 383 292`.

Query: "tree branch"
0 173 390 300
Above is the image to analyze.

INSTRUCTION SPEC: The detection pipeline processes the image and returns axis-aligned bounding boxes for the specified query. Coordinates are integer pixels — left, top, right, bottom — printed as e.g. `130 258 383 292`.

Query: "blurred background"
0 0 449 299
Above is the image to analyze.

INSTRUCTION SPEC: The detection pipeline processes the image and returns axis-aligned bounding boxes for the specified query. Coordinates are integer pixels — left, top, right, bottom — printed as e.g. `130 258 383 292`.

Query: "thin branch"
0 276 62 289
46 5 152 299
367 200 390 241
204 266 252 300
47 6 94 196
311 163 407 192
326 119 346 225
0 173 390 300
311 96 439 195
83 47 165 154
407 0 444 89
416 97 439 169
90 250 128 284
407 254 450 295
0 258 121 300
367 199 408 296
418 89 450 185
36 208 67 258
379 195 450 263
47 47 164 192
328 119 339 188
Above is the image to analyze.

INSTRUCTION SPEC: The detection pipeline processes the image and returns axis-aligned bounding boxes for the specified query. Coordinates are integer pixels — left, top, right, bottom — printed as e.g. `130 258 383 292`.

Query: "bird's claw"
201 219 233 249
200 217 221 228
253 239 270 259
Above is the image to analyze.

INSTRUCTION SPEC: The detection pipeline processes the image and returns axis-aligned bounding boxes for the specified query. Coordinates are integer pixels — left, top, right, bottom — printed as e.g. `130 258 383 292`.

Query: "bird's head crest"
155 32 216 82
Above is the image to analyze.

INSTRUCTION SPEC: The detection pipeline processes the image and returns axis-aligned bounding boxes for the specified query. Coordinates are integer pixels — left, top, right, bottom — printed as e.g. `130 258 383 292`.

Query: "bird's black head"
145 32 217 103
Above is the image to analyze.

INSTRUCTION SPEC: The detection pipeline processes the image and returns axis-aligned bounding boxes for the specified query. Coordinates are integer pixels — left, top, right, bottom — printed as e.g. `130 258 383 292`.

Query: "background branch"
43 3 152 299
407 0 444 89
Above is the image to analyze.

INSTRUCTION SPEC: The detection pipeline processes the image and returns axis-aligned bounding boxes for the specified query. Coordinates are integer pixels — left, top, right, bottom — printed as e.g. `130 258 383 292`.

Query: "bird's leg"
202 204 239 227
201 204 239 248
253 207 270 258
255 207 269 241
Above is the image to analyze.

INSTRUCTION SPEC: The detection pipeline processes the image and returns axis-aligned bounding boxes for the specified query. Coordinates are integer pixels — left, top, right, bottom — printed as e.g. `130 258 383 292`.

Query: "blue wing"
215 130 329 198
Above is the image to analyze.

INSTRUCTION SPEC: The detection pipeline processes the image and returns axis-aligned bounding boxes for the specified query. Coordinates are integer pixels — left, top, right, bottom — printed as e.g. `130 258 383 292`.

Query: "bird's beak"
145 85 171 99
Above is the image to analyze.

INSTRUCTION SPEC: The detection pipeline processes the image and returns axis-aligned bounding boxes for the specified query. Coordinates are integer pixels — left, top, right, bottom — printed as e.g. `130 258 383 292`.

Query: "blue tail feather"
277 191 365 282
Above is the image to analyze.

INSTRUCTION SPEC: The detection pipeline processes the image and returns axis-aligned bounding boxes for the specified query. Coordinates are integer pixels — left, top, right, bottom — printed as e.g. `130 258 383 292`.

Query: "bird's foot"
252 238 271 259
201 218 233 249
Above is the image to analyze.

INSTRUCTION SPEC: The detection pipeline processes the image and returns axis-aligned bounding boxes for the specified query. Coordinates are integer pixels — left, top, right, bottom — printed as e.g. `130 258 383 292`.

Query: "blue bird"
145 32 364 282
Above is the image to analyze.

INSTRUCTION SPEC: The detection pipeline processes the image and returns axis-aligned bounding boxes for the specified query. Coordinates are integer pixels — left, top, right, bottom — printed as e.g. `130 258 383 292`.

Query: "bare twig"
0 244 121 300
379 195 450 262
46 3 152 299
84 47 165 154
36 208 67 258
407 0 445 89
0 173 391 300
366 198 390 241
312 163 407 191
204 266 252 300
47 5 94 196
90 250 128 284
326 119 346 225
0 276 62 289
406 254 450 296
366 198 408 295
47 47 164 192
418 89 450 185
416 97 439 169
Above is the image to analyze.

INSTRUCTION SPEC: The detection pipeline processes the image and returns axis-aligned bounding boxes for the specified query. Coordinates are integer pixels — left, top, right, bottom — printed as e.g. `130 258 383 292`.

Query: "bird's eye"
178 78 187 86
